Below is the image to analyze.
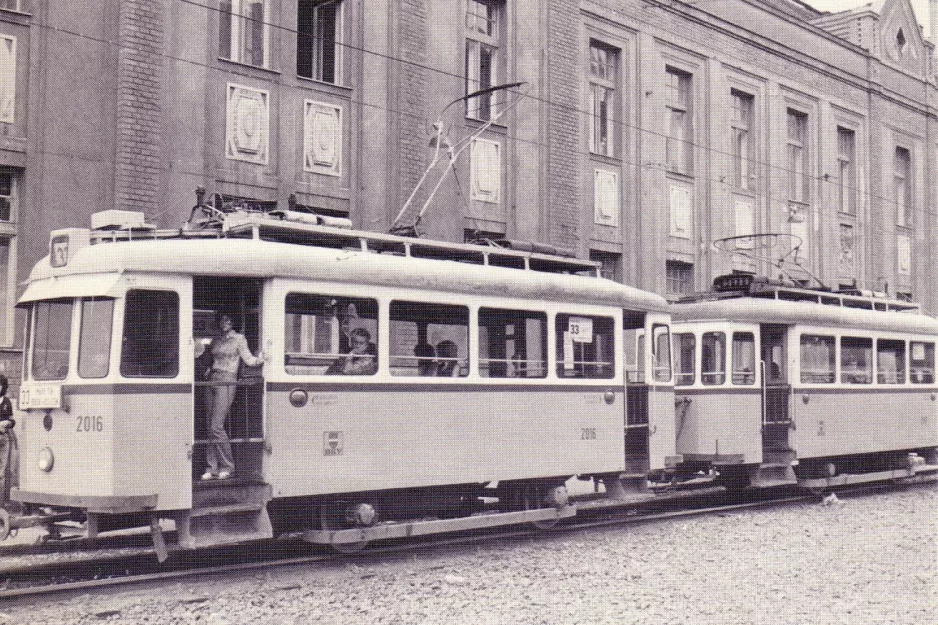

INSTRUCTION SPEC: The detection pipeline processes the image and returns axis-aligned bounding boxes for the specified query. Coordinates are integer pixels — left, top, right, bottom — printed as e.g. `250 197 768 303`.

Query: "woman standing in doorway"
202 312 264 480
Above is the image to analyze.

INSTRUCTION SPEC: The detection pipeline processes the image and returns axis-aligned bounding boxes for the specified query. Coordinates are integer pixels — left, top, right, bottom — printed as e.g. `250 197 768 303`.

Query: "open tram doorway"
192 277 266 483
760 324 792 453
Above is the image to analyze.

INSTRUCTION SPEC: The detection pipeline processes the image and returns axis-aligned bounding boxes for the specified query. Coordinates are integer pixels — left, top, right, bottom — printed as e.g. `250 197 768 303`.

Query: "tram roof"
671 296 938 335
21 237 669 312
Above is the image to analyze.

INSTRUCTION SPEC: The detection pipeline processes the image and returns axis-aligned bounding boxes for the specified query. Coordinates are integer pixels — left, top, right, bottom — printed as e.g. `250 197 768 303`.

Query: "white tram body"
671 277 938 488
9 211 677 552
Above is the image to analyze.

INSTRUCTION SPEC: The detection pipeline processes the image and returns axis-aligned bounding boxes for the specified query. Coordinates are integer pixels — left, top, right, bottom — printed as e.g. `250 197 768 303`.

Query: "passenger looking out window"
390 301 468 377
285 294 377 375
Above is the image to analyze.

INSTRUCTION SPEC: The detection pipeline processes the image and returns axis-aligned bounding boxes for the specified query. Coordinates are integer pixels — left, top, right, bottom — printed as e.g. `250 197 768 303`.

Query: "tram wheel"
319 502 370 553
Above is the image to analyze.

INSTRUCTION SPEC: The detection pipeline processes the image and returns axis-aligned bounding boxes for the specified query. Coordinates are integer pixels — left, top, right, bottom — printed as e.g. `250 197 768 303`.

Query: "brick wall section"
395 0 430 227
115 0 163 214
547 0 581 251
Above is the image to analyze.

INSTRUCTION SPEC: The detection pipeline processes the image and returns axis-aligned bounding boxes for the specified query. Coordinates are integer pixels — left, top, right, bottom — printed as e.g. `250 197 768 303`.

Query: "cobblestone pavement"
1 486 935 625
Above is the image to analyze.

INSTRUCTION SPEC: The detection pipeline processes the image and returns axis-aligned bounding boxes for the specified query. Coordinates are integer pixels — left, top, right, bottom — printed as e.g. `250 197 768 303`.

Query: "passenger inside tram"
435 340 459 376
414 342 436 376
333 328 377 375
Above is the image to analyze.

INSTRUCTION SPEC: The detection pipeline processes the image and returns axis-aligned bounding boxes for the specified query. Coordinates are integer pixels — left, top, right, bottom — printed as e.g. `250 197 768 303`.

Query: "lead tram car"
5 205 677 558
671 274 938 491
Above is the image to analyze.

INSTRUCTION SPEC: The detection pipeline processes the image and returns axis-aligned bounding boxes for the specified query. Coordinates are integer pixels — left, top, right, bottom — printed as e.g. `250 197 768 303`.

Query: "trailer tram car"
4 208 677 557
671 275 938 490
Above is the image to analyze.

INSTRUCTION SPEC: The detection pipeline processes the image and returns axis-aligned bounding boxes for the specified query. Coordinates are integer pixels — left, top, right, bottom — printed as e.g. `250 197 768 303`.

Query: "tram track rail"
1 480 931 602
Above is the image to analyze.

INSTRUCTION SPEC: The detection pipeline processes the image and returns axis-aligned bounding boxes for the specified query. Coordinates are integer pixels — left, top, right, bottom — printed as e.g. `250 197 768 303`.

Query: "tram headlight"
37 447 55 472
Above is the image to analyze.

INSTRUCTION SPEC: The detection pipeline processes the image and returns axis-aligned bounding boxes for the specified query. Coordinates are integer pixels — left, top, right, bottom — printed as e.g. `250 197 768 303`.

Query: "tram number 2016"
76 416 104 432
581 428 597 440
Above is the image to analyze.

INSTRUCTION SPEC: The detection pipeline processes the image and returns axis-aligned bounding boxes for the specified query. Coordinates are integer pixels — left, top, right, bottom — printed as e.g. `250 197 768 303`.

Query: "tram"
5 205 677 557
671 274 938 490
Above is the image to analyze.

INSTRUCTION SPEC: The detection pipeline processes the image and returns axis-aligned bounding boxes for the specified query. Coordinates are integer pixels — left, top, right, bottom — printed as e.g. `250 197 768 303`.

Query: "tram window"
910 342 935 383
624 329 645 383
479 308 547 378
701 332 726 385
876 339 906 384
840 336 872 384
800 334 835 383
673 333 695 386
285 294 378 375
555 314 615 379
120 290 179 378
732 332 755 385
653 324 672 382
390 301 468 377
78 298 114 379
31 300 73 381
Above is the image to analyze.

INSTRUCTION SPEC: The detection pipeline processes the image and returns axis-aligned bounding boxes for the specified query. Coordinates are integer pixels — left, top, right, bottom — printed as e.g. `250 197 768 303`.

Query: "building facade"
1 0 937 364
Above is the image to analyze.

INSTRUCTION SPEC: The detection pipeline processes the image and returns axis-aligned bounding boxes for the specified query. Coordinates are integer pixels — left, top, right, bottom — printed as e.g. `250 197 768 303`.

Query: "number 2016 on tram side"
7 209 677 556
670 275 938 490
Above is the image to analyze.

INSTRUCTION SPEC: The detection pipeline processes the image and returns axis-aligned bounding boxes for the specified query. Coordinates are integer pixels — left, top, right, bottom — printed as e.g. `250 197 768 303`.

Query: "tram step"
190 502 265 518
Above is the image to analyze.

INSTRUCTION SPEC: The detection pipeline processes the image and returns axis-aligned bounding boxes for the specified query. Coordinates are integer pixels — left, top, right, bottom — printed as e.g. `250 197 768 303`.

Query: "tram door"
193 277 266 482
760 324 791 452
623 313 649 474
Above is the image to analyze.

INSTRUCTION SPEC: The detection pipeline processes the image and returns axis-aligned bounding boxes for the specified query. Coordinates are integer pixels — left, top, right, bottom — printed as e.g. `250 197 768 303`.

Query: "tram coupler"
0 506 74 542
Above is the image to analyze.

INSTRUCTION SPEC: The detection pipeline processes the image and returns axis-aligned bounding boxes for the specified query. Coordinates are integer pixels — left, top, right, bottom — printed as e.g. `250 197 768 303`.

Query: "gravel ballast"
1 486 935 625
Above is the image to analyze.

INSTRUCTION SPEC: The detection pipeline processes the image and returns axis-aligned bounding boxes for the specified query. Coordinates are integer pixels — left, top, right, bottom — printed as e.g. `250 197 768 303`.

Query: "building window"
589 41 617 157
0 168 14 221
665 260 693 300
219 0 268 68
786 109 809 203
0 35 16 124
731 91 754 190
225 83 270 164
665 68 692 175
894 146 912 227
465 0 503 121
836 127 856 215
297 0 341 83
589 250 621 282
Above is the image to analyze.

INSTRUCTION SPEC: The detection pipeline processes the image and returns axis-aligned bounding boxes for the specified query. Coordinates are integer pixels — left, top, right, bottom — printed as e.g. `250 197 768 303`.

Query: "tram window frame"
876 338 906 384
840 336 873 384
652 324 672 382
31 299 74 381
120 290 180 378
731 332 755 385
624 329 645 384
909 341 935 384
673 332 696 386
555 313 615 379
701 331 726 385
284 293 379 376
478 307 547 378
800 334 835 384
390 301 469 377
78 297 114 379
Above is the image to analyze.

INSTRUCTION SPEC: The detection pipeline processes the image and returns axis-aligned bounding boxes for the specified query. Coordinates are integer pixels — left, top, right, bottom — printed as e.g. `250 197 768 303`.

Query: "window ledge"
217 57 281 77
297 75 353 93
